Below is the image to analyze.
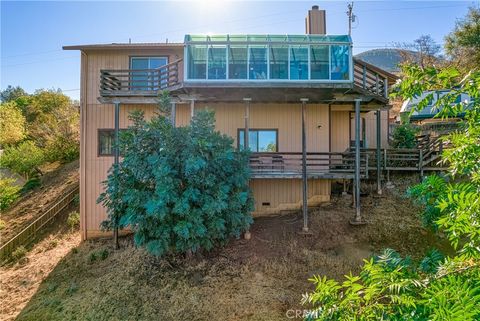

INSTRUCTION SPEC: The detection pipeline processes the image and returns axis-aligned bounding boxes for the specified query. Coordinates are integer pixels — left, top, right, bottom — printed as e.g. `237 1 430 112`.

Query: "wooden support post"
243 98 251 150
171 102 176 127
383 77 388 98
190 99 195 121
419 148 424 180
300 98 309 233
376 110 382 195
113 101 120 249
351 99 363 224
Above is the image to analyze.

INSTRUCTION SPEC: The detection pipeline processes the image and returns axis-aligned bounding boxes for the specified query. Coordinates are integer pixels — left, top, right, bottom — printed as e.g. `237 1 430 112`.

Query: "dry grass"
10 179 449 321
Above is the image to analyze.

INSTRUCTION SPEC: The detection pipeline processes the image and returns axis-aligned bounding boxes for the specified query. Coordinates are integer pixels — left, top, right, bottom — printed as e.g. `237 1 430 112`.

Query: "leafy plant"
67 211 80 232
391 123 419 148
0 141 45 179
0 219 5 230
12 246 27 262
0 101 26 146
98 106 253 257
0 178 21 210
302 66 480 320
21 177 42 194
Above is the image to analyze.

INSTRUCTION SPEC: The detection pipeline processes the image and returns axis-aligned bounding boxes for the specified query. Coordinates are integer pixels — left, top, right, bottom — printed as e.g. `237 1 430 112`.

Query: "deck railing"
353 60 388 98
100 59 182 97
249 152 369 178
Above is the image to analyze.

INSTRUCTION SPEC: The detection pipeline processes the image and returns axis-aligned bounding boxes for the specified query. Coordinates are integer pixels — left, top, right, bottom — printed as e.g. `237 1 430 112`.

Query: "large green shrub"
391 123 419 148
302 66 480 320
0 141 45 179
98 108 253 256
0 178 21 210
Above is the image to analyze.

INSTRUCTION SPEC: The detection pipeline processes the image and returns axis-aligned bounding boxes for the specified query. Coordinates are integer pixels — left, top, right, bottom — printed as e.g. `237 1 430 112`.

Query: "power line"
1 56 78 68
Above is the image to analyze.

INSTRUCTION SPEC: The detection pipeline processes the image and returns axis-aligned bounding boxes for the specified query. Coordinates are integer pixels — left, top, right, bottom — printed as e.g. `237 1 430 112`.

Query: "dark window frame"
237 128 279 152
98 129 127 157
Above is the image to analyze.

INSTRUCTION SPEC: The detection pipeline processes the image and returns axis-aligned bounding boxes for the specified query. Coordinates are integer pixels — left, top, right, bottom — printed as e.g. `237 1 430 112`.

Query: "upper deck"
93 34 395 105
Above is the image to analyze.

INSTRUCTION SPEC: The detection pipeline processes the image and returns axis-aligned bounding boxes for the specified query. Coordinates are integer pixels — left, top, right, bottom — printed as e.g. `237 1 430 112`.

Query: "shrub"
98 108 253 256
12 246 27 262
0 141 44 179
21 177 41 194
0 178 21 210
0 219 5 230
44 135 79 163
67 211 80 231
391 123 419 148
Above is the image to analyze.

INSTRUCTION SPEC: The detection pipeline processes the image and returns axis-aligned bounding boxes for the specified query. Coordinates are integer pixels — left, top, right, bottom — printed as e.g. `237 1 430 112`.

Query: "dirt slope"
0 160 79 244
12 187 449 321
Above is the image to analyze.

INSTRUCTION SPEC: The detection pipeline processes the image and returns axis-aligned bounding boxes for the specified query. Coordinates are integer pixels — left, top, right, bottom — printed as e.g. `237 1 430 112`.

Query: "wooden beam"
300 98 309 233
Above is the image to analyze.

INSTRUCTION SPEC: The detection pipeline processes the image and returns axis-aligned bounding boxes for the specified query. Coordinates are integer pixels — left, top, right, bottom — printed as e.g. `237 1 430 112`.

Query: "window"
269 46 288 79
187 45 207 79
330 45 350 80
208 45 227 79
238 129 278 152
289 45 309 80
310 45 329 79
249 46 268 79
98 129 128 156
229 46 248 79
130 57 168 90
98 130 115 156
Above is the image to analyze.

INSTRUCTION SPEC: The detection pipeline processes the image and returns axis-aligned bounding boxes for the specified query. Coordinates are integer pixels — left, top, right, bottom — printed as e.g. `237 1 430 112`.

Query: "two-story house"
64 6 396 239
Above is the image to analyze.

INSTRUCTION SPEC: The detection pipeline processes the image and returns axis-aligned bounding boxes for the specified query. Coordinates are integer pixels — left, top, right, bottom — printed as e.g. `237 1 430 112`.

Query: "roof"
63 42 184 51
184 34 352 44
400 90 471 120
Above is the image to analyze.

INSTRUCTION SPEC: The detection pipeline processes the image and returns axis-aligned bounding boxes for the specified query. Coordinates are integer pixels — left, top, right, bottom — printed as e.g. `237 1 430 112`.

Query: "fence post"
419 149 424 180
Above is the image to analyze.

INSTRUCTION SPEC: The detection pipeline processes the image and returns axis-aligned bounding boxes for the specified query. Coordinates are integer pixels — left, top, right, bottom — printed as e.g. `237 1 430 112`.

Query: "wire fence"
0 184 79 261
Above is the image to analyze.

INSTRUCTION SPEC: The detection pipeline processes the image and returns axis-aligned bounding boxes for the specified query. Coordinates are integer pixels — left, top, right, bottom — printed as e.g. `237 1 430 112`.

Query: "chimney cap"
312 5 319 10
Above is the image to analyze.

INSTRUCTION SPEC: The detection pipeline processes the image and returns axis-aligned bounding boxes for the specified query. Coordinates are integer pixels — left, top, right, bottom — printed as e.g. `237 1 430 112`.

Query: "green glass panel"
310 45 329 80
290 45 309 80
187 45 207 79
249 46 267 80
269 46 288 79
229 46 248 79
208 45 226 79
331 45 350 80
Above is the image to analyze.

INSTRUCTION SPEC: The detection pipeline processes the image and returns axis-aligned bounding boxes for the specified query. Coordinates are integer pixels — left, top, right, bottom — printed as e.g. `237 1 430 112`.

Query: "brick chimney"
305 5 326 35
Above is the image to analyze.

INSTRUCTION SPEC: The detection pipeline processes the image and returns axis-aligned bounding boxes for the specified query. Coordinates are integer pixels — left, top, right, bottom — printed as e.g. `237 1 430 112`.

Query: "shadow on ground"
14 187 450 321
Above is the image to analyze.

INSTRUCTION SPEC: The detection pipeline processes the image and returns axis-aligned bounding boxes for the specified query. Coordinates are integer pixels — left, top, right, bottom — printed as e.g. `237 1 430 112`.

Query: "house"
64 6 397 240
400 90 470 132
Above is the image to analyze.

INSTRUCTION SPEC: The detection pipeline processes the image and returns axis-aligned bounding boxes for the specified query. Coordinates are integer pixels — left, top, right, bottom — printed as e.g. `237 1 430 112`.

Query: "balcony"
249 152 370 179
99 34 395 104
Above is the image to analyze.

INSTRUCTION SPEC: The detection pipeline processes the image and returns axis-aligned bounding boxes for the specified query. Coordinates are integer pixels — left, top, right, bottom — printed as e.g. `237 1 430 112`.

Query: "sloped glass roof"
185 34 351 44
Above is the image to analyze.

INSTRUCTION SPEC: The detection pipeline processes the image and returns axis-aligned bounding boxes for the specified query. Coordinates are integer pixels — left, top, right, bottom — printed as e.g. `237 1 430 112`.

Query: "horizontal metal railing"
100 59 182 97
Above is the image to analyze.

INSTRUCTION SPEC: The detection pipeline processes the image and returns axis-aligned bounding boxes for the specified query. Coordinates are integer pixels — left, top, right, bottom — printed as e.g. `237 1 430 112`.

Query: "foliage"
11 246 27 262
20 177 42 194
67 211 80 232
391 123 419 148
0 85 28 103
445 6 480 71
0 219 5 230
44 135 79 163
0 178 21 210
0 101 26 146
302 66 480 320
0 141 45 179
98 107 253 256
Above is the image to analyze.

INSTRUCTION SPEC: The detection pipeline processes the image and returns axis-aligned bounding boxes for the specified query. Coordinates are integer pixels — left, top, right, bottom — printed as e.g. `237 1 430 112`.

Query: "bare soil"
0 160 79 245
8 182 450 321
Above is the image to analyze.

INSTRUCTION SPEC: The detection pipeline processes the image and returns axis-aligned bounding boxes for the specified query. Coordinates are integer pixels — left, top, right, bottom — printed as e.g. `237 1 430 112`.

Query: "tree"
398 35 442 69
445 6 480 71
98 108 253 256
0 102 26 147
0 141 45 179
0 85 28 103
302 65 480 320
25 90 79 162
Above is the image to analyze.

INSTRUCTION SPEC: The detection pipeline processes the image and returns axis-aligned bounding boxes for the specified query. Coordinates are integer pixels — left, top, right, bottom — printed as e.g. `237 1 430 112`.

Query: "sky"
0 0 476 101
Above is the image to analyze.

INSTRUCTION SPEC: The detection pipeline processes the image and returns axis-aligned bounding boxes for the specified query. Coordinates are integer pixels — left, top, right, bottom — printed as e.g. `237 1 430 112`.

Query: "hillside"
355 48 415 73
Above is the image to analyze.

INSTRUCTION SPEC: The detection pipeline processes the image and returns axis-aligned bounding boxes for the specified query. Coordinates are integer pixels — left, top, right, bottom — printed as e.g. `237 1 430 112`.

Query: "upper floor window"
238 129 278 152
330 45 350 80
187 45 207 79
130 57 168 90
